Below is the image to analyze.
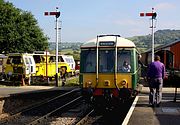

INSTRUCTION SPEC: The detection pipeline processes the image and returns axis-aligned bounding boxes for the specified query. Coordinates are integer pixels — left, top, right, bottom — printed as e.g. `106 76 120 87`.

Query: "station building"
141 39 180 70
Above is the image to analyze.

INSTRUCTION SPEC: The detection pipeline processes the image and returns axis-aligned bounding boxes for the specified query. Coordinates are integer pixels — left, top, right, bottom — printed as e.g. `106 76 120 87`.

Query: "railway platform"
0 86 77 98
0 86 78 114
125 87 180 125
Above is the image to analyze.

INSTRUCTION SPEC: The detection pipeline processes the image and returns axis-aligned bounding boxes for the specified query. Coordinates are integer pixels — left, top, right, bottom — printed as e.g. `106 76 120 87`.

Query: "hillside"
48 42 82 51
48 29 180 53
127 29 180 52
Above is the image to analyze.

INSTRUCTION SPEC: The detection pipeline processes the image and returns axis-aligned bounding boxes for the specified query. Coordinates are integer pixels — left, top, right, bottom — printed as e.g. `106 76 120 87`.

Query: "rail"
28 96 82 125
0 88 81 125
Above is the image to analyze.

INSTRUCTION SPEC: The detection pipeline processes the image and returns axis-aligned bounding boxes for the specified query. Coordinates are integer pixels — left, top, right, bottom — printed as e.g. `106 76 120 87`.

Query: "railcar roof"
81 36 136 48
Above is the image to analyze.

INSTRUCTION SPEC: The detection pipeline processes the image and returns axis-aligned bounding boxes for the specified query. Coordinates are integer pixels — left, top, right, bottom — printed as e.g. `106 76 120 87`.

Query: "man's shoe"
156 103 161 107
148 104 154 107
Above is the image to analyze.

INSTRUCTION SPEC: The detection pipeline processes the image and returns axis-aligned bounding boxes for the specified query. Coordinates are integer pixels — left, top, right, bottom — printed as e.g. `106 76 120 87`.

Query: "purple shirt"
147 61 165 79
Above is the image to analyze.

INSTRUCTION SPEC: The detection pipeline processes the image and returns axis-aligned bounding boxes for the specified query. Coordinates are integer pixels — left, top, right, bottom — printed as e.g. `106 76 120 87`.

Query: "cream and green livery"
80 35 142 106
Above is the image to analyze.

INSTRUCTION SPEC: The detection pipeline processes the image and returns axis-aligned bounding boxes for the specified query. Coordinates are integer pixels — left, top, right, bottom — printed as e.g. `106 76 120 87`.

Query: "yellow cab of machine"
30 51 71 79
5 53 36 81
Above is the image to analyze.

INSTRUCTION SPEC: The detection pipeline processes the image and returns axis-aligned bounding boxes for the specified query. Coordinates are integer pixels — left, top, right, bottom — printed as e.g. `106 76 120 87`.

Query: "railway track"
75 109 103 125
28 96 82 125
0 88 136 125
75 97 135 125
0 88 81 125
34 98 92 125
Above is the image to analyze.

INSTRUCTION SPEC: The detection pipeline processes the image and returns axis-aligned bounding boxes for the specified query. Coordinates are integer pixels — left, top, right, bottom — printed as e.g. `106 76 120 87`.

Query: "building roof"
143 39 180 53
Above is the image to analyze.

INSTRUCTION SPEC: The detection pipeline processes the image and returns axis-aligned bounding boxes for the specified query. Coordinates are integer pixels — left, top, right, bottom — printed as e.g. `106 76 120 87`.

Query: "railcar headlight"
120 79 127 86
104 80 110 86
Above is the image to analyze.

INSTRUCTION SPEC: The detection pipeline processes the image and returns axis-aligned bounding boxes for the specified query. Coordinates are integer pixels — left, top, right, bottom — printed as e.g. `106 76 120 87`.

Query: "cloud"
154 3 176 11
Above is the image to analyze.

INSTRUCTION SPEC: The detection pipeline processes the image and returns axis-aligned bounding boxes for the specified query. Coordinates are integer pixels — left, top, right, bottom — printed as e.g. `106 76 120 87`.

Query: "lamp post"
140 8 157 62
44 7 60 87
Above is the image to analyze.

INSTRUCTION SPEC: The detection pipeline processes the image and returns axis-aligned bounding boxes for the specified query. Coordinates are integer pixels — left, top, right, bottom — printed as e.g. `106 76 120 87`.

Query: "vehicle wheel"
60 67 67 76
25 78 30 85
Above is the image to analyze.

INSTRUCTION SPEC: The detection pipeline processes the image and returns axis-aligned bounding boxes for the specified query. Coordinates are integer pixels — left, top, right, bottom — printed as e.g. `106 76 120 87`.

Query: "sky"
5 0 180 43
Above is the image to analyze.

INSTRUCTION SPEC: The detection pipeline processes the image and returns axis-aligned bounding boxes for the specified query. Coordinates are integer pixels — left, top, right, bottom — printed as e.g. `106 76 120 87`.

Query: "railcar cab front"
80 35 141 105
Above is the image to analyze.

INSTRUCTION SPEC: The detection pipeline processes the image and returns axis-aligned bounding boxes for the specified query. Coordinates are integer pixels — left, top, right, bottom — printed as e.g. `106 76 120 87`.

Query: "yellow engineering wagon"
30 51 71 80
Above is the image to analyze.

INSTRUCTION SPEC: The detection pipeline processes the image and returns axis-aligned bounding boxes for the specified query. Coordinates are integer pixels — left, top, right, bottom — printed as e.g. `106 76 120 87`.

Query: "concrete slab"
127 87 180 125
0 86 77 98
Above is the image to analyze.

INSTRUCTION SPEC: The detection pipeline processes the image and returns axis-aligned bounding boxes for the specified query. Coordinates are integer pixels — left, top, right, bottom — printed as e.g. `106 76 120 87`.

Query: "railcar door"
23 56 31 76
28 56 36 74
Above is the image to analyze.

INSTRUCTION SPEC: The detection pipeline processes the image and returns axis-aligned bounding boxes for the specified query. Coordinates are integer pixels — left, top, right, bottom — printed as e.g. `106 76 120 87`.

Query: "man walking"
147 55 165 107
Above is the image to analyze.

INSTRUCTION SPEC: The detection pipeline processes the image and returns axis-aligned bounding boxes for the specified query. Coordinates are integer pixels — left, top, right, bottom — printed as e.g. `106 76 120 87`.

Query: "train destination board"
99 41 115 46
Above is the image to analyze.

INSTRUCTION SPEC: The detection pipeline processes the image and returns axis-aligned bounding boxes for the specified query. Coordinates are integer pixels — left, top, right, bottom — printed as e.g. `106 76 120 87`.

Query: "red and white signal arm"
44 11 60 18
140 12 157 18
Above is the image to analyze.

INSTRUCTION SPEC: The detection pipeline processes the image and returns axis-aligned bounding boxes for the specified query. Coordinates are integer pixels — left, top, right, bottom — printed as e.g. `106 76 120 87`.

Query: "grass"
0 76 80 87
30 76 80 87
65 77 79 86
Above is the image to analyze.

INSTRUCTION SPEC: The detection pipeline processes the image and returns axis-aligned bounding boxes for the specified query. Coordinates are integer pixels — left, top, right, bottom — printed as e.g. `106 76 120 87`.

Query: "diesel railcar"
80 35 142 106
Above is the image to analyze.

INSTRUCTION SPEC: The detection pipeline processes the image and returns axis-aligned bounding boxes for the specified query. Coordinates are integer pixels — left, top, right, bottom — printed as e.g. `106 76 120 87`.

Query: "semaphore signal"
140 8 157 62
140 12 157 19
44 11 60 18
44 7 60 86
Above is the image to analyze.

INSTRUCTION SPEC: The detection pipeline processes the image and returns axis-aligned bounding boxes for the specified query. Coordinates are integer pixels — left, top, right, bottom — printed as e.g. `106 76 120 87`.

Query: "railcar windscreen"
117 49 132 73
99 49 115 73
81 49 96 73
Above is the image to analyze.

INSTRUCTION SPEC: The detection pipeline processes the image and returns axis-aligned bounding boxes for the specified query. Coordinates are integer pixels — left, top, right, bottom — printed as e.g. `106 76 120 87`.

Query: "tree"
0 0 48 53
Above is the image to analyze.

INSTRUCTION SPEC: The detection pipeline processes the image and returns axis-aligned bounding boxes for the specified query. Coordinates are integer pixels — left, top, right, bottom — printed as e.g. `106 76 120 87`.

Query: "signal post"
44 7 60 87
140 8 157 62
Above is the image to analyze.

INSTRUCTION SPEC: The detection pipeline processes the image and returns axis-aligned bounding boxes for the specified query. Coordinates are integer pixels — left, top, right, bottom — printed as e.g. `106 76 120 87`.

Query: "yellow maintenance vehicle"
4 53 36 84
48 54 76 77
0 54 7 73
59 55 76 76
0 54 7 80
30 51 71 80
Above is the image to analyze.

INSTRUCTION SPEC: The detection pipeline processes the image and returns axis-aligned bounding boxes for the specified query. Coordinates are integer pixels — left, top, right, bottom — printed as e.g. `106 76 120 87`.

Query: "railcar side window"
49 56 55 62
7 56 22 64
33 55 41 63
99 49 115 73
117 50 131 72
59 56 64 62
81 49 96 73
29 58 32 64
25 57 29 64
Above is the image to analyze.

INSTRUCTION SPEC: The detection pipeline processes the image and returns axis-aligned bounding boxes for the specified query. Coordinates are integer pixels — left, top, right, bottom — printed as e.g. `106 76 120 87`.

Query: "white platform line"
122 96 139 125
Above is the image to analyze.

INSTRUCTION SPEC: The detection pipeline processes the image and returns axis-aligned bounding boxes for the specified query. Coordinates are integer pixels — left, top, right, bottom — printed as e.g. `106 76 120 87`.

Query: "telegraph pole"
44 7 60 87
140 8 157 62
